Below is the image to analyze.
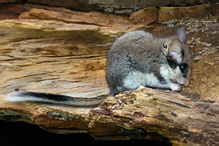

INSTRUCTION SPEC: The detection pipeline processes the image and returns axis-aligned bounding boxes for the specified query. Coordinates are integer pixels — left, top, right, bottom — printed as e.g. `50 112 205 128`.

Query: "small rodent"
106 28 192 95
5 28 192 106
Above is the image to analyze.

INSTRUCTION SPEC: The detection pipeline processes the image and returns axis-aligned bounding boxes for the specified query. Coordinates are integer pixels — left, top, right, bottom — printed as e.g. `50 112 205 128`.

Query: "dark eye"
179 63 188 74
163 44 167 49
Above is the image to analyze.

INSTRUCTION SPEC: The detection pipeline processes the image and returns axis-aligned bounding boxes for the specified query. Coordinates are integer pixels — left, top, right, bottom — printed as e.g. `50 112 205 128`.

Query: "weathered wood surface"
0 18 110 97
0 8 142 97
0 4 218 145
91 88 219 144
0 0 210 14
0 88 218 144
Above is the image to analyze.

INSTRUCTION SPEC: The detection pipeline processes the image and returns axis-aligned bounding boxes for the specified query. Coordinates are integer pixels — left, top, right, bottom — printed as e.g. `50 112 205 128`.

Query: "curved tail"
5 92 107 106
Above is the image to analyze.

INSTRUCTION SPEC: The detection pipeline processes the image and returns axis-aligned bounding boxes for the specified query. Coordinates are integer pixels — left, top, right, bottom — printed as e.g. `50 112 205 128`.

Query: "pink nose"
177 77 190 86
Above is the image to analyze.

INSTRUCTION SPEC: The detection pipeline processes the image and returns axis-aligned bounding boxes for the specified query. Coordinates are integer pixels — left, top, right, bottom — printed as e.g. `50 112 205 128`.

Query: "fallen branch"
0 88 218 144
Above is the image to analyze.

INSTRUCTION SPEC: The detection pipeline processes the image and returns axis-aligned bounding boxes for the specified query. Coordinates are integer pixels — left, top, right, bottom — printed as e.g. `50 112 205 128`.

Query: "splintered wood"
0 4 218 145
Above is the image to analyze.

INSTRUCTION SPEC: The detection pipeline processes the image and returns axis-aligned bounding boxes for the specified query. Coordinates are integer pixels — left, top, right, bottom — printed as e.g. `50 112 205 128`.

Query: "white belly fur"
123 71 161 90
123 64 182 91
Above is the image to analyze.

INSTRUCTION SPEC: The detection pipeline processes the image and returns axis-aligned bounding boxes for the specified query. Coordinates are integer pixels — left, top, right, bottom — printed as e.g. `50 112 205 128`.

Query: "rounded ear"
177 28 187 44
169 39 182 60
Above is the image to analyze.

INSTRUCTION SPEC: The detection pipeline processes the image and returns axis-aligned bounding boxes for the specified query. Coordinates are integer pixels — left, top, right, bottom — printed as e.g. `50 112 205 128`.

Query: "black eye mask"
179 63 188 77
167 58 188 77
167 58 177 69
179 63 188 73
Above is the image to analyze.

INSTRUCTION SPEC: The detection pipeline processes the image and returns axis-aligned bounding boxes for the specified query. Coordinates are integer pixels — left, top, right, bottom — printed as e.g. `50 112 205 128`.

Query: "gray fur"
106 28 192 95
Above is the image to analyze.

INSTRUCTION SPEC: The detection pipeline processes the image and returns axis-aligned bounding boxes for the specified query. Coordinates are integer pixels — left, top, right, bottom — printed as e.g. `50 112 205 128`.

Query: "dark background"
0 120 171 146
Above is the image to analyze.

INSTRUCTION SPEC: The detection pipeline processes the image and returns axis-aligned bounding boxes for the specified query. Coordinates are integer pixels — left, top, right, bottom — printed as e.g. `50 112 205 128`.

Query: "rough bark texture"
26 0 209 14
129 6 158 25
0 7 142 97
0 3 218 145
91 88 219 144
0 0 210 14
0 88 218 144
158 3 212 22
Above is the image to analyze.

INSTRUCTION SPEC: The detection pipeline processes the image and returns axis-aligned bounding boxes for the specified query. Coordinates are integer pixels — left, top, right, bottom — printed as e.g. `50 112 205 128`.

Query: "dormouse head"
161 28 191 86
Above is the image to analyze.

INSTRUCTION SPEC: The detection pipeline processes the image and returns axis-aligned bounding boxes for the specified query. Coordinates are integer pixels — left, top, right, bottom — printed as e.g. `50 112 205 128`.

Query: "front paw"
170 83 181 91
137 85 146 90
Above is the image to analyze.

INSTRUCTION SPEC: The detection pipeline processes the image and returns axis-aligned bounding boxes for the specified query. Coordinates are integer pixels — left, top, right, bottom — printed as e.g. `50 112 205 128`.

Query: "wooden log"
89 88 219 144
0 5 218 145
158 3 212 22
26 0 209 14
0 88 218 144
19 8 132 27
0 9 142 105
0 19 109 97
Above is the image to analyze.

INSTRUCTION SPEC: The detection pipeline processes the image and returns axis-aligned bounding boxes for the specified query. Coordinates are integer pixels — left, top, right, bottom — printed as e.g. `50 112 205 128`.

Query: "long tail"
5 92 107 106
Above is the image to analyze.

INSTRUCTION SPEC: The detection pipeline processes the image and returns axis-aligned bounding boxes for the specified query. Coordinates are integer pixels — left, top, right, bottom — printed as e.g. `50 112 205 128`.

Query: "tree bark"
90 88 219 144
0 88 218 144
0 4 218 145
